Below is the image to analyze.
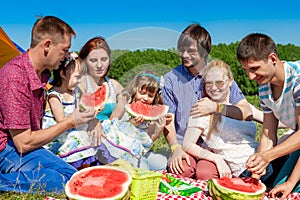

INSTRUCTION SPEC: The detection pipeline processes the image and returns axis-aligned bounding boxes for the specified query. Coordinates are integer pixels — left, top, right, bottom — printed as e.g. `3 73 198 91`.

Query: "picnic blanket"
156 171 300 200
45 171 300 200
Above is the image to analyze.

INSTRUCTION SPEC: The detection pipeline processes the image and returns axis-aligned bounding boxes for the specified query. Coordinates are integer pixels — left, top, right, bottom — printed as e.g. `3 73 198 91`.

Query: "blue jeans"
239 163 273 182
274 149 300 192
0 140 77 193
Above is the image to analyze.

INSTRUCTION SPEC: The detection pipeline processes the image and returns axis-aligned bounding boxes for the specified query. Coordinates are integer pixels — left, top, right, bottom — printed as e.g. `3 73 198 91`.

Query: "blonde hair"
202 59 233 81
203 59 233 140
125 71 161 105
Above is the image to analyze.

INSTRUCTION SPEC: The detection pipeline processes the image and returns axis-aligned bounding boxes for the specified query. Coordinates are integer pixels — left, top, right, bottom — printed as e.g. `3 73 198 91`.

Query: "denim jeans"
273 149 300 192
0 140 77 193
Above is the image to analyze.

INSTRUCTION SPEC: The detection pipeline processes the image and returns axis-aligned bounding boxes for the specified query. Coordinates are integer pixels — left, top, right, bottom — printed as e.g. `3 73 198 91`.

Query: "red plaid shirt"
0 52 50 152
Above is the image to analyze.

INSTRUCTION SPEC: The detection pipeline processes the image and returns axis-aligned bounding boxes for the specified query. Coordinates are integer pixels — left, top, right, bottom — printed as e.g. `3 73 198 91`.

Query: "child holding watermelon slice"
43 52 115 169
100 71 171 170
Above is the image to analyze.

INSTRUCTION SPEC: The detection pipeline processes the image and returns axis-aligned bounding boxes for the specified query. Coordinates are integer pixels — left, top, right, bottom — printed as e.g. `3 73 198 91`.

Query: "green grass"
1 95 291 199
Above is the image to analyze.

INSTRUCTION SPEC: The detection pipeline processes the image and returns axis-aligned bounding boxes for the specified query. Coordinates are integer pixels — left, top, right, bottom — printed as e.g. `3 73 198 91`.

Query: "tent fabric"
0 26 23 68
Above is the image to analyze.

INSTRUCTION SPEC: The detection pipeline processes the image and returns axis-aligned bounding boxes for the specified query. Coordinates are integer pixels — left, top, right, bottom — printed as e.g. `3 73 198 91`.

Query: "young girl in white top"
43 52 115 169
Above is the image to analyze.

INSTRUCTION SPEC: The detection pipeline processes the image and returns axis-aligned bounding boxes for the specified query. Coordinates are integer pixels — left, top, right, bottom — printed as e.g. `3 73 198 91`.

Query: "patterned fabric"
85 76 117 121
0 52 49 152
101 117 153 168
156 171 300 200
162 64 245 144
187 115 257 177
45 171 300 200
259 61 300 130
42 87 96 163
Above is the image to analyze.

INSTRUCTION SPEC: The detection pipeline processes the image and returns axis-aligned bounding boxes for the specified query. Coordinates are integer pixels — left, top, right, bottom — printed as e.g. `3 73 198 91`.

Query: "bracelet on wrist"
215 102 224 114
170 144 182 152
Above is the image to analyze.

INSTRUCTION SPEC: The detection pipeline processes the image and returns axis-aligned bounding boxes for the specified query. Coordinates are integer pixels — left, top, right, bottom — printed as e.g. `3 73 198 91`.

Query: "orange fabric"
0 26 21 68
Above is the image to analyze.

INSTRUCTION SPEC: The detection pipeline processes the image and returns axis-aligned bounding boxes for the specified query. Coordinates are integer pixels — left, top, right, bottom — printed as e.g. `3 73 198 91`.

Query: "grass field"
0 96 291 199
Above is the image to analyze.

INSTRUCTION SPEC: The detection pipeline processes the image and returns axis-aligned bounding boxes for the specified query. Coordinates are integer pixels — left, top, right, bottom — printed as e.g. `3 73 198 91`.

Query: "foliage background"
109 43 300 96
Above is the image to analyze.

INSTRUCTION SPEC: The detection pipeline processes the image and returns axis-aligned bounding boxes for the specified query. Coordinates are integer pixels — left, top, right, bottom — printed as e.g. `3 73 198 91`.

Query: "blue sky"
1 0 300 51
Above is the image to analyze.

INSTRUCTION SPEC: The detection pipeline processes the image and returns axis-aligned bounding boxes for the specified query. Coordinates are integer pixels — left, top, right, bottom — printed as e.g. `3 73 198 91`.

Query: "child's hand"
87 119 105 146
96 105 104 114
165 113 172 125
130 116 144 126
148 116 166 141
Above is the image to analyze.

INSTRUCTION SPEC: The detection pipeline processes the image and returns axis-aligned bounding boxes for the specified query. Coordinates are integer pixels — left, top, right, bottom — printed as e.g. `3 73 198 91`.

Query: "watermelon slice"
207 177 266 200
80 82 109 111
65 166 132 200
124 101 169 121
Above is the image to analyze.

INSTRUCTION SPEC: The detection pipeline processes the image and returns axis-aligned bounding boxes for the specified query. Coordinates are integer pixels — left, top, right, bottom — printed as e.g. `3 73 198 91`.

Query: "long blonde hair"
203 59 233 140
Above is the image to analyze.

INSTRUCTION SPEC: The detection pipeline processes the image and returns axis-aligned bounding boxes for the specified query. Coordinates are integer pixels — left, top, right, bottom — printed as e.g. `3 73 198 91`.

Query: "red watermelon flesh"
65 166 131 200
217 177 263 193
80 82 109 111
124 101 169 121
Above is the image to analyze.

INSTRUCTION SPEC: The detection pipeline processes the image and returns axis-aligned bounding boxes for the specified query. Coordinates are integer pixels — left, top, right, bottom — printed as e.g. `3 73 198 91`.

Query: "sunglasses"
204 79 230 89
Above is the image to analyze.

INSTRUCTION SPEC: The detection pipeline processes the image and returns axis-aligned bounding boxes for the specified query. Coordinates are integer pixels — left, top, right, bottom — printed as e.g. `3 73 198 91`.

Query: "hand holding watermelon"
147 115 167 141
72 108 96 128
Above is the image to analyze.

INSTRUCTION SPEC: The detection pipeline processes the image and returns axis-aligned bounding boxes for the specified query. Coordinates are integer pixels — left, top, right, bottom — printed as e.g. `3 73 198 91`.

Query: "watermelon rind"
79 82 109 112
207 178 266 200
65 166 132 200
124 103 169 121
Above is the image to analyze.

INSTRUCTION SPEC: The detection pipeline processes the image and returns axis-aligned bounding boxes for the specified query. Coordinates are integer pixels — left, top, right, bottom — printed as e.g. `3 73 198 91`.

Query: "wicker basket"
129 168 162 200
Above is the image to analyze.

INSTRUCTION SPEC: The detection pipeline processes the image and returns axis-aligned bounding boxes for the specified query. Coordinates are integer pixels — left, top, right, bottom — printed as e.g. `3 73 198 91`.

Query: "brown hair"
78 36 111 77
51 52 81 87
125 70 161 105
177 23 212 60
237 33 277 63
30 16 76 48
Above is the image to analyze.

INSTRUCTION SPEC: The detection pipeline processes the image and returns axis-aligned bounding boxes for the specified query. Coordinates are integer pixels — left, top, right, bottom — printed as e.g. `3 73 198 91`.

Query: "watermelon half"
207 177 266 200
124 101 169 121
80 82 109 111
65 166 132 200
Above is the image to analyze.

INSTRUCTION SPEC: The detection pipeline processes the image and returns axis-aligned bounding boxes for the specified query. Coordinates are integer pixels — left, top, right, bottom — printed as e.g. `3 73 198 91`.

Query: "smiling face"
178 41 205 72
240 55 277 85
84 48 110 80
204 67 232 102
